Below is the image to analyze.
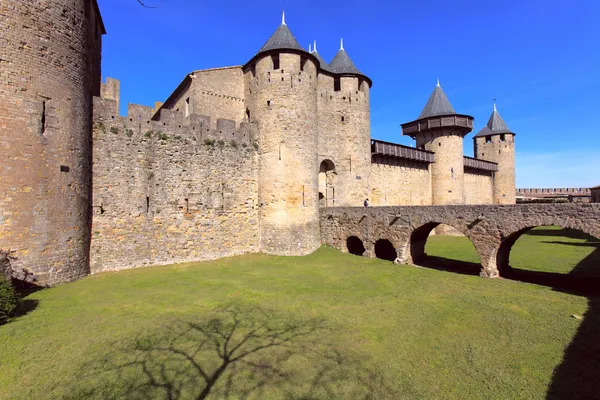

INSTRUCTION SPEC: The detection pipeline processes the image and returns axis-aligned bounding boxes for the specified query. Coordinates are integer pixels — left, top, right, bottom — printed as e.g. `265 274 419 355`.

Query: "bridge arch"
496 223 600 276
346 236 366 256
374 239 397 262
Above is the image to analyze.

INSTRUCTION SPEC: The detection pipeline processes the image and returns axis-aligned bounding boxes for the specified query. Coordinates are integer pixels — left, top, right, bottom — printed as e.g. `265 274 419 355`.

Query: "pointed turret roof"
310 40 333 73
329 38 364 75
257 12 304 54
474 103 515 137
418 80 456 119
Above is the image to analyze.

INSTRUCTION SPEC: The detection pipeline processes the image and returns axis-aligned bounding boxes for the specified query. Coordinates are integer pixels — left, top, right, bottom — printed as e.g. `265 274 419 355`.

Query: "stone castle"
0 2 516 285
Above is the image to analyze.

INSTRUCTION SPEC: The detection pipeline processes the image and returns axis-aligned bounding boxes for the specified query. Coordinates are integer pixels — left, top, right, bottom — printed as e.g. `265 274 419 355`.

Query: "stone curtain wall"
90 98 259 273
320 204 600 278
464 169 494 204
370 157 432 206
0 0 103 285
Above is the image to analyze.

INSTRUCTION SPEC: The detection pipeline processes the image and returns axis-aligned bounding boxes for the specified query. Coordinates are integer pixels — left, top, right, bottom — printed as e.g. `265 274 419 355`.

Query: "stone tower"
474 103 516 204
243 14 321 255
316 40 372 206
401 82 474 205
0 0 104 285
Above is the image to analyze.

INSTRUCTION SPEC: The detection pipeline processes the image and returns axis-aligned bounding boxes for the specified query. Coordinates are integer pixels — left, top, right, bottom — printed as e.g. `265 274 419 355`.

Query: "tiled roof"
418 83 456 119
474 105 515 137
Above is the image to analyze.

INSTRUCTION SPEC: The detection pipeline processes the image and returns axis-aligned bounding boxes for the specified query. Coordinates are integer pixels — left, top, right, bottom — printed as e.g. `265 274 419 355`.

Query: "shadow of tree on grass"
63 305 398 400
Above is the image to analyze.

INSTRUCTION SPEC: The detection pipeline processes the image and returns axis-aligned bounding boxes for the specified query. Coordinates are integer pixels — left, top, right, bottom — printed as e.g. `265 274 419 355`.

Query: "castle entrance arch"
319 159 336 207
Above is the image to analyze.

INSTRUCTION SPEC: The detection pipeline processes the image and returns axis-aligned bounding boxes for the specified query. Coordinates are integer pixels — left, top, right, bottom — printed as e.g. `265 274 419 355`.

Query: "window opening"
271 54 280 70
334 77 341 92
41 101 46 135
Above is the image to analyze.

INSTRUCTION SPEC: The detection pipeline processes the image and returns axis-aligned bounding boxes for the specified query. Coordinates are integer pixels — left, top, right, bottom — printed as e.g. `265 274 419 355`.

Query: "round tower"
0 1 104 285
243 14 320 255
473 103 516 204
315 39 372 206
401 81 474 205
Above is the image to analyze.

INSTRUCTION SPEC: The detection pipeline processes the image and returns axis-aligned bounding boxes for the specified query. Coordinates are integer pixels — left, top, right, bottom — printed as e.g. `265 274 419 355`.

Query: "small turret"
401 81 474 205
474 102 516 204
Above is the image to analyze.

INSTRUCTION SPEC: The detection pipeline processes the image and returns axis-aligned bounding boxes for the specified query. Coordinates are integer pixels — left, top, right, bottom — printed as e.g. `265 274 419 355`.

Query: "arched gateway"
320 204 600 278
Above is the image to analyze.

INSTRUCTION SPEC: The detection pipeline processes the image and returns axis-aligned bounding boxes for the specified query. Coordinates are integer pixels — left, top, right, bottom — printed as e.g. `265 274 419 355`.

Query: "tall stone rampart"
90 96 259 272
0 0 103 285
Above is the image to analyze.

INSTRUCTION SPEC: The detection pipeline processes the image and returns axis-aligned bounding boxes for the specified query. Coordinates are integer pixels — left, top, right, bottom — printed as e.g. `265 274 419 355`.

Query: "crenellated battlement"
93 96 257 145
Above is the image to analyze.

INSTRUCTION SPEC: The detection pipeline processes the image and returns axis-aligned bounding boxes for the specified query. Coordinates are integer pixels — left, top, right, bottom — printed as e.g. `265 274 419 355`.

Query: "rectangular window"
334 77 341 92
271 54 280 70
185 98 190 117
500 134 505 141
486 136 492 143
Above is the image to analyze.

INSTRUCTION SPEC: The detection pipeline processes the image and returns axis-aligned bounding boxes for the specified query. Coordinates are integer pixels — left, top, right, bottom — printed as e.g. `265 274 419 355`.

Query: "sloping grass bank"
0 228 598 399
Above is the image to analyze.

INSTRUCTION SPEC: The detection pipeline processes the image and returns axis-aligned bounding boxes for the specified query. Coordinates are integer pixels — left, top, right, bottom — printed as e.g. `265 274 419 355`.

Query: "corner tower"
243 14 320 255
474 103 516 204
0 0 104 285
316 39 372 206
401 81 474 205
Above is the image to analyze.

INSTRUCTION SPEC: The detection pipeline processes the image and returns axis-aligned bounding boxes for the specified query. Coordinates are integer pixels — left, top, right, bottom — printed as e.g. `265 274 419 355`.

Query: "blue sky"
98 0 599 188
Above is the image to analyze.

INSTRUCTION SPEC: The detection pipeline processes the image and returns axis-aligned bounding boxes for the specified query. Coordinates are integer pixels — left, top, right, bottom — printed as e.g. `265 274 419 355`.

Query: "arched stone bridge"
320 204 600 278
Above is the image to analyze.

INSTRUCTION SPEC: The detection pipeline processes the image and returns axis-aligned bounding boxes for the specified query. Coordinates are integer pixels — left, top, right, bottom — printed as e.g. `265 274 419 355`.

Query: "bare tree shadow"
62 305 401 399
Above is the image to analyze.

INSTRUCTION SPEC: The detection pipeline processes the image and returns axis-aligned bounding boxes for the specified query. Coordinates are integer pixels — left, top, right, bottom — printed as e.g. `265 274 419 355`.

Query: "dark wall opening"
374 239 396 262
346 236 365 256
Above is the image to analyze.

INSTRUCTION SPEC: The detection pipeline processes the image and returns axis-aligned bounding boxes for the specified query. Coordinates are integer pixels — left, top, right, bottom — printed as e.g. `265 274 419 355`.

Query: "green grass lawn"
1 227 599 399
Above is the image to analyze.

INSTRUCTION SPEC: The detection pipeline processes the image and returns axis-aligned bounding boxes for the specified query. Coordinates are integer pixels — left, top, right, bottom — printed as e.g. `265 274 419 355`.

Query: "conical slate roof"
257 14 304 54
474 105 515 137
310 41 332 72
329 46 364 75
418 82 456 119
311 50 331 72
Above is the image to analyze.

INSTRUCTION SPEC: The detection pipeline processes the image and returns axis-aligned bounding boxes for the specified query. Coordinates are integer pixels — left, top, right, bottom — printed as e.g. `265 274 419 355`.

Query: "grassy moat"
1 227 599 399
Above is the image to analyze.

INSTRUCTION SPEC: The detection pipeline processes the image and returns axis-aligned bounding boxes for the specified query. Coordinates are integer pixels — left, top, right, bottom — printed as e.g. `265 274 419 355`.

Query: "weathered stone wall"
464 169 494 204
320 204 600 278
370 156 432 206
91 97 259 272
168 67 245 129
317 74 370 206
244 52 321 255
417 129 465 205
0 0 103 285
474 134 515 204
